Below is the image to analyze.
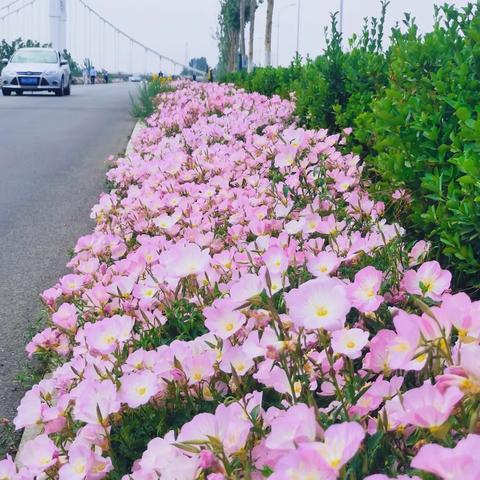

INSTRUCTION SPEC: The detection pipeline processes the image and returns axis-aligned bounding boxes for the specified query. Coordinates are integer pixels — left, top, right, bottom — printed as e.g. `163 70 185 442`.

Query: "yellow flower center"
193 372 202 381
225 322 234 332
235 363 246 372
136 386 147 396
316 306 329 317
346 341 356 349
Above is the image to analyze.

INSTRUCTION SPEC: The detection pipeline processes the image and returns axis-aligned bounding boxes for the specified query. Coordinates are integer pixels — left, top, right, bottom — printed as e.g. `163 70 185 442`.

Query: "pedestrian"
192 72 197 81
90 66 97 85
207 68 213 83
82 67 89 85
103 70 109 84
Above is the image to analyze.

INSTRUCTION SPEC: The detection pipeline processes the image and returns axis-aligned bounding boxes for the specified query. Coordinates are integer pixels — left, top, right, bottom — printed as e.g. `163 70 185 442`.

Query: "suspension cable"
75 0 203 74
0 0 36 21
0 0 24 12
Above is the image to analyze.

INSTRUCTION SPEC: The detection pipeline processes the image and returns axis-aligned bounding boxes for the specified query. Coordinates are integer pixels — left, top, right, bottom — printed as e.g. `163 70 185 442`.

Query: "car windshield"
10 50 58 64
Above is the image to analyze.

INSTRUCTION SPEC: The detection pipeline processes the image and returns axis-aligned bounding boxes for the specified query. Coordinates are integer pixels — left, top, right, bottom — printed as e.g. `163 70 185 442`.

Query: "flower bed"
3 82 480 479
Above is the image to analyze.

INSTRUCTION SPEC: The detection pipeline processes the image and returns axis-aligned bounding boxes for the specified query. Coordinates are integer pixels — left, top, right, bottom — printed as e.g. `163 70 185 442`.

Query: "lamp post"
276 3 295 66
296 0 301 54
339 0 344 35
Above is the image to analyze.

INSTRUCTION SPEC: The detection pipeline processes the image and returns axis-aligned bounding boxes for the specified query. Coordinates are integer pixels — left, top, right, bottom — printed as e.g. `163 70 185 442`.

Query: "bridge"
0 0 204 76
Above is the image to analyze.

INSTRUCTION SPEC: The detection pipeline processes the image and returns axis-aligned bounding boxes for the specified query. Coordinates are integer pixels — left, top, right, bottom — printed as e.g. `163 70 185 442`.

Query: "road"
0 83 137 420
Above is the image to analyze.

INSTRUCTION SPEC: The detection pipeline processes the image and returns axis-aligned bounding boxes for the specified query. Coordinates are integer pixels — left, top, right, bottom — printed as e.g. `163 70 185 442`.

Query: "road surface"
0 83 137 420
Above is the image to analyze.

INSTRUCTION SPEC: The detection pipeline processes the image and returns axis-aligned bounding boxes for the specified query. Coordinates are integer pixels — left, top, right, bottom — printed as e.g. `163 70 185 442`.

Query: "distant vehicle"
129 74 142 83
1 47 71 97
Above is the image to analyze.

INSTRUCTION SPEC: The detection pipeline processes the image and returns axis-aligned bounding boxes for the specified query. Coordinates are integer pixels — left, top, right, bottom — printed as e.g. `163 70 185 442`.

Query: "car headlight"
1 69 14 76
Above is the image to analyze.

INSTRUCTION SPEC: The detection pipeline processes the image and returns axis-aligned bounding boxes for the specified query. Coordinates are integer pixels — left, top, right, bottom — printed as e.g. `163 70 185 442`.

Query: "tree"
217 0 242 74
264 0 274 66
239 0 246 69
62 49 81 76
0 38 50 73
181 57 208 76
248 0 257 72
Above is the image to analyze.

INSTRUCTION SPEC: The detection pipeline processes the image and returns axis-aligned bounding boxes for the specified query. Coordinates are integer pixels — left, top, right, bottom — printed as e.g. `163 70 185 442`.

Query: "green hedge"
223 3 480 295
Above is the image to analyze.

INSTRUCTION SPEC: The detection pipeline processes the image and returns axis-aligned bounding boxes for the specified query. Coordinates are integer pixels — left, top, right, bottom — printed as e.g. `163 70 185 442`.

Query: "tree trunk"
248 0 256 72
228 28 239 72
239 0 246 70
264 0 274 67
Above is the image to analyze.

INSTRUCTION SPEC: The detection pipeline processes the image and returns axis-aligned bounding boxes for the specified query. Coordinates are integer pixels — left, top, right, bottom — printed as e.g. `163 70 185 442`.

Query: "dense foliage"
0 38 80 76
223 3 480 296
4 81 480 480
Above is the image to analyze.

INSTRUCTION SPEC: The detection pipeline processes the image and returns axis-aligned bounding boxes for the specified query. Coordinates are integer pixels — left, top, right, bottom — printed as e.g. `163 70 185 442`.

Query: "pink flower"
411 434 480 479
83 315 134 355
52 302 78 331
14 386 42 429
229 273 264 304
408 240 430 266
178 403 251 456
285 277 350 330
183 350 216 385
402 261 451 301
270 446 336 480
263 246 289 275
399 381 463 429
203 299 247 339
0 456 17 479
198 450 217 469
219 346 254 376
348 266 383 313
437 292 480 340
58 445 93 480
119 371 159 408
18 434 58 473
274 144 298 168
306 251 341 277
265 403 317 451
313 422 365 470
254 359 292 395
161 243 211 279
72 379 119 424
331 328 369 359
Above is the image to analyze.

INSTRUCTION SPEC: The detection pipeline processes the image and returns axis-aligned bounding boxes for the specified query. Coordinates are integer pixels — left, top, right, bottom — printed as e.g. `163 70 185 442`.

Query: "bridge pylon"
49 0 67 51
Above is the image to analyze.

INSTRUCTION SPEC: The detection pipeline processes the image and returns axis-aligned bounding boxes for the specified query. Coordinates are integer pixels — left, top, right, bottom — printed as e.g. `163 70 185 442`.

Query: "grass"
130 76 175 119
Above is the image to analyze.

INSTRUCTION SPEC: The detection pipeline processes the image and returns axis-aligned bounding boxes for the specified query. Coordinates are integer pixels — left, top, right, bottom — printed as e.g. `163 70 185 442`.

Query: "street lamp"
339 0 344 35
296 0 301 54
276 3 295 66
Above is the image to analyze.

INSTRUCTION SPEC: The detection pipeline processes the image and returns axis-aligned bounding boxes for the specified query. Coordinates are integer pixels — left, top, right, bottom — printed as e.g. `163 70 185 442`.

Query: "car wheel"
64 79 71 96
1 88 12 96
55 77 65 96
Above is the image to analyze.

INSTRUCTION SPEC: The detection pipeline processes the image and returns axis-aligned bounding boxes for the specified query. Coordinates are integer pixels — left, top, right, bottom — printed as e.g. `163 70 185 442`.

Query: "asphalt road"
0 83 137 420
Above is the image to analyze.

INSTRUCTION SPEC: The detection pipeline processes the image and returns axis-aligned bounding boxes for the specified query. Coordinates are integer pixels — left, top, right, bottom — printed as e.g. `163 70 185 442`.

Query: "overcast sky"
0 0 473 72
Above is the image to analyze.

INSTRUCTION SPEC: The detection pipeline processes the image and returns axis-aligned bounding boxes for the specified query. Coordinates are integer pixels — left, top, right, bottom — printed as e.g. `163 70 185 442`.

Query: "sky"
0 0 474 73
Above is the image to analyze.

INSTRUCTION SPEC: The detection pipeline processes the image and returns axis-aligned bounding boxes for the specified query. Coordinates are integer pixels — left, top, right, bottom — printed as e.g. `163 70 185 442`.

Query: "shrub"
223 2 480 295
359 4 480 293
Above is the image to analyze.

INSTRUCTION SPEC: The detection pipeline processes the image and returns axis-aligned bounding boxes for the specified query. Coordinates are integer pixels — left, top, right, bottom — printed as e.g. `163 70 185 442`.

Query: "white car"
1 47 71 96
129 74 142 83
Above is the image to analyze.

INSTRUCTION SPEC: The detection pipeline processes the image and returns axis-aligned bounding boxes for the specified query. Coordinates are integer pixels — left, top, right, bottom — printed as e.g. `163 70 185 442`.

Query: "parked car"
1 47 71 96
128 74 142 83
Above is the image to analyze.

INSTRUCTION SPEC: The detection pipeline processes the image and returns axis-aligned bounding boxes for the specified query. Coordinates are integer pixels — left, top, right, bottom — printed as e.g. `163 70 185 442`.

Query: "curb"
15 120 144 468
